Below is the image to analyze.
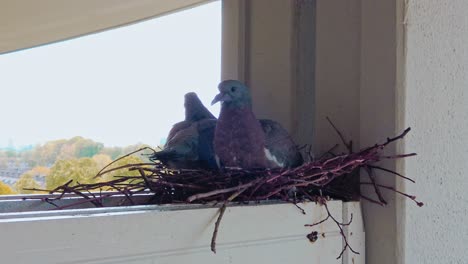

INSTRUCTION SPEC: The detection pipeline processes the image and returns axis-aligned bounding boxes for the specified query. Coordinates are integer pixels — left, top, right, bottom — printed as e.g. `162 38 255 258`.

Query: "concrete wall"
316 1 403 263
402 0 468 263
223 1 468 263
222 0 315 147
315 0 361 155
0 0 214 54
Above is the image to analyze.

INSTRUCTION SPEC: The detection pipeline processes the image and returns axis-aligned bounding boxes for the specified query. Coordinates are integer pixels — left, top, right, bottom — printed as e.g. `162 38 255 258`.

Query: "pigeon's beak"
211 92 232 105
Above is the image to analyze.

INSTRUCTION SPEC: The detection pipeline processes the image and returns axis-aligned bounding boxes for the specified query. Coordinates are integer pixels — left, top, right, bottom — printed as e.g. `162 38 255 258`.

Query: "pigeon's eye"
231 86 236 92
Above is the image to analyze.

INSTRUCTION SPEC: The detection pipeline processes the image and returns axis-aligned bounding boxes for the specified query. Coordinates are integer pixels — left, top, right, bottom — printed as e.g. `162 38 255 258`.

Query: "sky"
0 1 221 149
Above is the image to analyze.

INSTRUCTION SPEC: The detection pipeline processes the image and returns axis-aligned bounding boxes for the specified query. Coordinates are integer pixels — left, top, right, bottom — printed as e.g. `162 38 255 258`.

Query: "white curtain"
0 0 213 54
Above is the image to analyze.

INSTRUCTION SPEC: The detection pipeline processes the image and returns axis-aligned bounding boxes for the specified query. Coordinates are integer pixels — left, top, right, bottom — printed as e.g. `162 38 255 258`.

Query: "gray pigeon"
151 118 218 169
166 92 215 143
150 93 217 169
260 119 303 168
212 80 303 169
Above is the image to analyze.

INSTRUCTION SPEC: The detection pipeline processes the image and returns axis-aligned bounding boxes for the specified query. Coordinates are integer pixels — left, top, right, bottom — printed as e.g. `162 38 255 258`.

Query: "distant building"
0 160 31 186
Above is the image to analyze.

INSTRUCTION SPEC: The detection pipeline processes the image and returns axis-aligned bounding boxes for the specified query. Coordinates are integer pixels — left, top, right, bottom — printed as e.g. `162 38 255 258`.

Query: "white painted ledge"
0 201 364 264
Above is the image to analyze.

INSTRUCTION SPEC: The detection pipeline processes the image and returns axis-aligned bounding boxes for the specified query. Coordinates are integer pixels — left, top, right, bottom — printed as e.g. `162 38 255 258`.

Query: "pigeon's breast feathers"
212 80 267 169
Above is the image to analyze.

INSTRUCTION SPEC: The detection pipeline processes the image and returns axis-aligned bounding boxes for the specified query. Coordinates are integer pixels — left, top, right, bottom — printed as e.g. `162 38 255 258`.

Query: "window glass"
0 2 221 194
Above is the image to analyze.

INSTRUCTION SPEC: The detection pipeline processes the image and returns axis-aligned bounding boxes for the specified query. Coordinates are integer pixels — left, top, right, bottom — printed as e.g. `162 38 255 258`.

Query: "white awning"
0 0 213 54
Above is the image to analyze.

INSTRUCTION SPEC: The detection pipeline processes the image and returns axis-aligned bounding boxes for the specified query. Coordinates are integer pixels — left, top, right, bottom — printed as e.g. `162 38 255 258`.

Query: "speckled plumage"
214 106 267 169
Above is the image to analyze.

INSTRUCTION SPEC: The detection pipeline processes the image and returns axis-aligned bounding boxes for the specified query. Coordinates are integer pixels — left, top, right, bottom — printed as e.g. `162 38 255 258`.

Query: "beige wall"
0 0 213 54
225 1 468 263
314 0 361 154
222 0 315 147
316 1 404 263
402 0 468 262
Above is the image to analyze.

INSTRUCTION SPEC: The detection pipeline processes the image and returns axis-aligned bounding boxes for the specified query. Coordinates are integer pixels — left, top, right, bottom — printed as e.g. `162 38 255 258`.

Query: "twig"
187 179 261 203
326 117 352 153
364 167 387 205
360 182 424 207
211 204 227 254
210 187 247 254
95 147 156 178
306 198 359 259
368 165 415 183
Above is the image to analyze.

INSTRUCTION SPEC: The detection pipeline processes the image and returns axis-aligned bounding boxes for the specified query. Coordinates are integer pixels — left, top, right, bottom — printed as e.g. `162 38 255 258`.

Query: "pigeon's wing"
151 124 199 168
195 119 218 169
260 119 303 168
152 119 218 170
166 121 192 145
184 92 215 121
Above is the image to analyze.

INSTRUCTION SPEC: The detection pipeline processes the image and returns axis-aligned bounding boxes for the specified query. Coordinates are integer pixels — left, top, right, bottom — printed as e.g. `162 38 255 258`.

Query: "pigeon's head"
211 80 252 108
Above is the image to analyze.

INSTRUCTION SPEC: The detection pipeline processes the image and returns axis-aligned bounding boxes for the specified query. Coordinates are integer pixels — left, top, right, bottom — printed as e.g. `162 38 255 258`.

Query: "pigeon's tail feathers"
149 149 179 164
184 92 216 122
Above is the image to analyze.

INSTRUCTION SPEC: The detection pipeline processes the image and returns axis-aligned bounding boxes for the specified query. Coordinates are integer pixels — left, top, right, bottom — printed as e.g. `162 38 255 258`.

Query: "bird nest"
25 125 422 259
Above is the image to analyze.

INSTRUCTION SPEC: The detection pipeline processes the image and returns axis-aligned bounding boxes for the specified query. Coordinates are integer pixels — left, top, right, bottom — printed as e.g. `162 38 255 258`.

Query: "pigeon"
151 88 303 170
260 119 303 168
166 92 215 143
150 92 217 169
151 118 218 169
211 80 303 169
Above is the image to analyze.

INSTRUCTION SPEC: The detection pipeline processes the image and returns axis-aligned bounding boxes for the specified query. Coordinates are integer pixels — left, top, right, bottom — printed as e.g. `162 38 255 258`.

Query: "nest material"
25 125 423 259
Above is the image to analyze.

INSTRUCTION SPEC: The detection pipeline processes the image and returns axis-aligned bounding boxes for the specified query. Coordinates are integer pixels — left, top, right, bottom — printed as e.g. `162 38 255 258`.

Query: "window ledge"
0 199 364 264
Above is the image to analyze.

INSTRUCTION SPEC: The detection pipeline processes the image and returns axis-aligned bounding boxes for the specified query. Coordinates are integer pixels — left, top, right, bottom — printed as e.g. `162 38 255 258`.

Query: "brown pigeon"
211 80 302 169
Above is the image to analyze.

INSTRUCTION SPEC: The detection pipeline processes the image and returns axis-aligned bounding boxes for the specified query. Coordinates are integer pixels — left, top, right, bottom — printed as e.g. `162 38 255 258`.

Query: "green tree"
46 158 100 189
14 173 42 194
71 137 104 158
0 181 15 195
101 155 146 182
92 154 113 170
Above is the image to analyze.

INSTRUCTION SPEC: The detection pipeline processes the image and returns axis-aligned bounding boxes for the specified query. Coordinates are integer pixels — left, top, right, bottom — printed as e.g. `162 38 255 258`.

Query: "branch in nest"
21 126 420 259
326 117 353 153
94 147 156 178
360 182 424 207
364 167 387 205
210 187 249 254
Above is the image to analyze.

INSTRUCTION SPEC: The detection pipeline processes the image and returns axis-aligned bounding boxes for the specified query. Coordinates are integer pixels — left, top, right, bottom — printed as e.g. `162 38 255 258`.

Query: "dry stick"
109 185 135 205
364 167 387 205
382 153 417 159
94 146 156 178
318 144 340 159
187 179 262 203
53 193 115 210
211 204 227 254
211 187 249 254
384 127 411 146
368 165 416 183
95 163 156 178
136 168 154 192
360 182 424 207
326 117 353 153
63 185 103 207
307 199 359 259
359 193 386 206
